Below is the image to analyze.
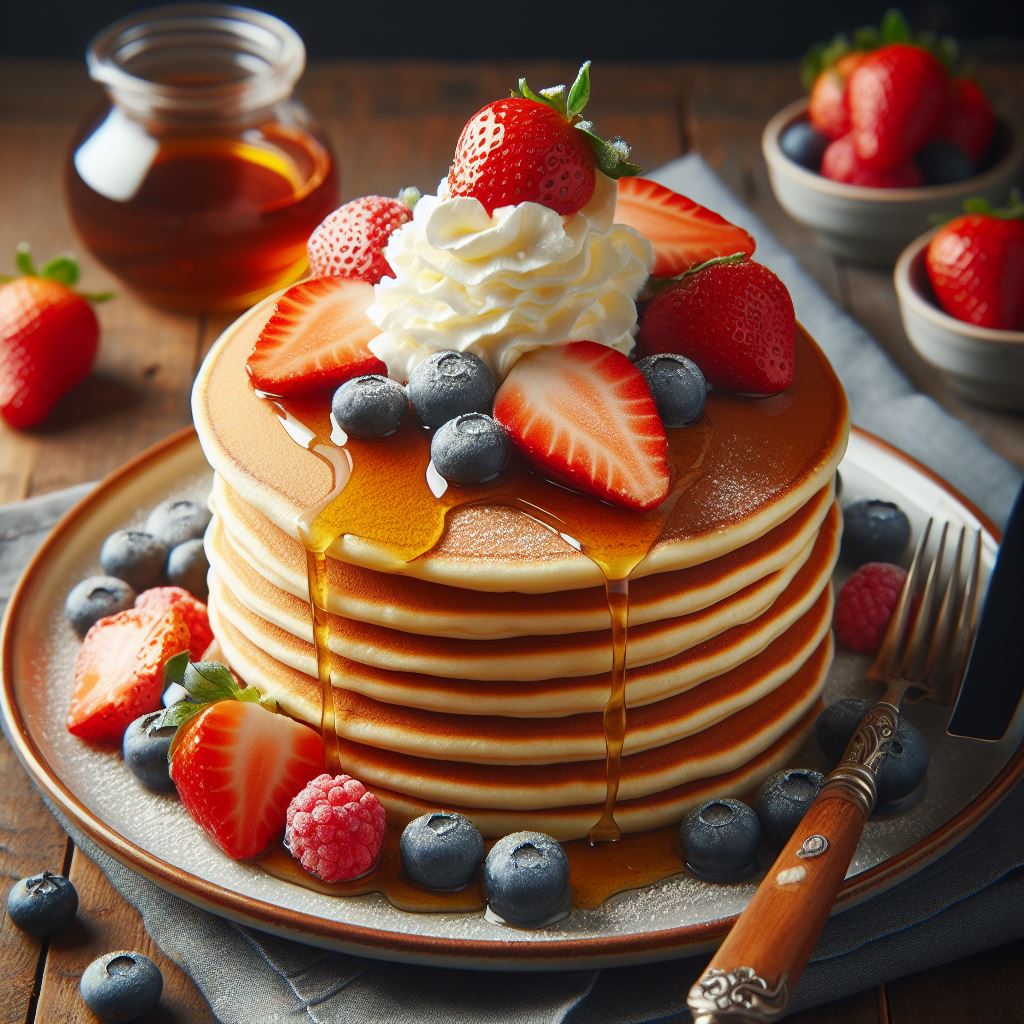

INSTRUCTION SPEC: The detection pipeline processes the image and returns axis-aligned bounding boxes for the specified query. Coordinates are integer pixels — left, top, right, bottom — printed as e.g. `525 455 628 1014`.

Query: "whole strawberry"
939 79 995 165
808 52 868 141
0 246 108 429
820 134 924 188
847 44 949 170
638 256 795 396
925 196 1024 330
307 193 416 284
447 62 640 217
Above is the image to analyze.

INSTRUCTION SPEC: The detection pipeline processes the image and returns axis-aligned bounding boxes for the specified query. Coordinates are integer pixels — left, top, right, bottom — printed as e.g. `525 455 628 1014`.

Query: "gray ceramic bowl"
762 98 1024 267
894 229 1024 411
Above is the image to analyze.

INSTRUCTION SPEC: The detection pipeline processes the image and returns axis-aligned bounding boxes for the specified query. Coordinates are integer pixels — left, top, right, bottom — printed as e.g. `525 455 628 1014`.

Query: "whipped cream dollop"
366 173 653 381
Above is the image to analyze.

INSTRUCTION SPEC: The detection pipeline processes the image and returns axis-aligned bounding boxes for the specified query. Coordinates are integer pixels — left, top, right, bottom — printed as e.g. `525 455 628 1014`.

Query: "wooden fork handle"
686 702 898 1022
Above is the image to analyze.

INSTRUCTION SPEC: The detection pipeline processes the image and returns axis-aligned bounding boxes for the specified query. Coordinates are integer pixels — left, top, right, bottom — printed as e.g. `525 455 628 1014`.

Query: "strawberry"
808 52 868 140
847 44 949 170
159 657 324 860
493 341 669 512
820 134 924 187
307 194 414 284
246 277 385 397
925 198 1024 330
614 177 755 278
67 607 190 744
638 256 795 396
136 587 213 661
447 62 640 217
939 79 995 165
0 246 109 429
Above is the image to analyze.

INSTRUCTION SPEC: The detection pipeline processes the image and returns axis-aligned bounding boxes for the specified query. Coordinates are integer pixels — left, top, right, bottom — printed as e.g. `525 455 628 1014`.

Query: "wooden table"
1 58 1021 1024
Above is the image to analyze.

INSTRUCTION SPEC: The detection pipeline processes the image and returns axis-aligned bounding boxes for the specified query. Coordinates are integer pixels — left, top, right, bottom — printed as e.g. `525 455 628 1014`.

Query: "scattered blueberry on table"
680 798 762 882
483 831 570 926
331 374 408 437
816 697 929 806
99 530 167 592
80 951 163 1023
430 413 510 484
400 811 485 890
755 768 825 847
6 871 78 937
408 350 496 428
123 711 178 792
145 497 211 549
64 575 136 636
166 537 209 600
636 353 707 427
840 498 911 567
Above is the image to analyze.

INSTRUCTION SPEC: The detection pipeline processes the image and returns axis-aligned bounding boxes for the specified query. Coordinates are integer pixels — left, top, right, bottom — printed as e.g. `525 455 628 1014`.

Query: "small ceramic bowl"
894 229 1024 410
762 98 1024 267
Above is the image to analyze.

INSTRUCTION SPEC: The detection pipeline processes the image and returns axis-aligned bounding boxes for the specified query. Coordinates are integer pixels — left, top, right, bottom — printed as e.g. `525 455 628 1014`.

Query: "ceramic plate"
2 426 1021 970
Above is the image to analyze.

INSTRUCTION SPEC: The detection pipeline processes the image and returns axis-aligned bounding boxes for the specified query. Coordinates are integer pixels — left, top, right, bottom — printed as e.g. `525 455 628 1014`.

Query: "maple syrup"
66 7 338 312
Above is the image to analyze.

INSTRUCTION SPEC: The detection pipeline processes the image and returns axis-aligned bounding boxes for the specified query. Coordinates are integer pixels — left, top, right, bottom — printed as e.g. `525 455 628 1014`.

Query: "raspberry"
834 562 907 654
284 773 387 882
136 586 212 660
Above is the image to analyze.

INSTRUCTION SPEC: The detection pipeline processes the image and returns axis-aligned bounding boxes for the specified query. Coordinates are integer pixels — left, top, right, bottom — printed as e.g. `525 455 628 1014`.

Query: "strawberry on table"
0 245 109 429
307 193 415 284
67 607 190 744
158 656 325 860
246 276 385 397
925 196 1024 331
614 177 755 278
638 255 795 396
136 586 213 661
447 62 640 217
493 340 669 512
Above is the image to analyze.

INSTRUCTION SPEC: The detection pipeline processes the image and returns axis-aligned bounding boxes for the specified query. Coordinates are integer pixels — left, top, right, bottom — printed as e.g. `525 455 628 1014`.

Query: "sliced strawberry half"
136 586 212 661
246 277 386 397
67 607 190 744
171 693 324 860
615 177 756 278
494 341 669 512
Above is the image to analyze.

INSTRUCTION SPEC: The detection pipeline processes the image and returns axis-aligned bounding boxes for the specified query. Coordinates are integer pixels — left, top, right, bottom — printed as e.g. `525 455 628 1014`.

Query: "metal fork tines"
868 517 984 708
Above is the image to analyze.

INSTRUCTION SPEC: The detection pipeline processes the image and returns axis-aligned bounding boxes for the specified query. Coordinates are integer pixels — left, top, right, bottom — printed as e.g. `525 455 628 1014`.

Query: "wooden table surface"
1 58 1021 1023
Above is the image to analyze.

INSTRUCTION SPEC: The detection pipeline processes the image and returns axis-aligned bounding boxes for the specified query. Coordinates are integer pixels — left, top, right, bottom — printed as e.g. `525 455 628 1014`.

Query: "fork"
685 518 984 1023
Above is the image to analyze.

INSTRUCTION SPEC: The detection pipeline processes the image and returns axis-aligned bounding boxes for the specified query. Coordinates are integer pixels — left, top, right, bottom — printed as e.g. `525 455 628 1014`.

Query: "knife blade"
947 479 1024 741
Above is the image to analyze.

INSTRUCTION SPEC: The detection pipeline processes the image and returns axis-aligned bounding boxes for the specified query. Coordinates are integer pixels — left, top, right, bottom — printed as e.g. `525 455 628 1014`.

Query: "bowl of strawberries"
762 11 1023 266
894 194 1024 410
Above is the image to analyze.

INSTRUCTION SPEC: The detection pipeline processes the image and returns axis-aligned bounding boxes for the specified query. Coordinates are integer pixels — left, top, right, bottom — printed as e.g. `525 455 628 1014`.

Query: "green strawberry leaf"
567 61 591 119
397 185 422 211
576 126 642 178
14 243 36 277
852 25 881 50
515 77 550 108
540 85 569 118
880 8 912 44
184 660 240 703
163 650 190 688
155 700 203 732
40 255 79 287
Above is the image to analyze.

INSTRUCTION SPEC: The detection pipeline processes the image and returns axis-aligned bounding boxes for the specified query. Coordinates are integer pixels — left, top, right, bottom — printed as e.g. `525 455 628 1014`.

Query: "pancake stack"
193 300 849 840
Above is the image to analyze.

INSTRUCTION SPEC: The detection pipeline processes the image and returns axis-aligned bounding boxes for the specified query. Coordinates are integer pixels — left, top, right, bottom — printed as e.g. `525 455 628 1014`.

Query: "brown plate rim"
1 424 1019 968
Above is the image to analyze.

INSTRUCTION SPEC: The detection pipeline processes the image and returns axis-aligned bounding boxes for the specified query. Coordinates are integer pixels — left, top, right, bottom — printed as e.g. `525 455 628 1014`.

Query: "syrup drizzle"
270 396 711 845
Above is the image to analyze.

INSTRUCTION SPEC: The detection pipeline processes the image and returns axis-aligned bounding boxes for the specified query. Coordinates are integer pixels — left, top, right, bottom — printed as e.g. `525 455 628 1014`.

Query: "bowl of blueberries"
761 14 1024 266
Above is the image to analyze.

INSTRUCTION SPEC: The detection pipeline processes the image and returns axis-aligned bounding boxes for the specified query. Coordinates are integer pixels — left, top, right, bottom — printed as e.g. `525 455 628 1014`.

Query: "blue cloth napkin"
2 155 1022 1023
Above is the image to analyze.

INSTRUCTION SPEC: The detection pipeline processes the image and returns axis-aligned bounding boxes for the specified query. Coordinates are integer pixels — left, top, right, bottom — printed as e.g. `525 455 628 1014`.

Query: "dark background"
2 1 1022 59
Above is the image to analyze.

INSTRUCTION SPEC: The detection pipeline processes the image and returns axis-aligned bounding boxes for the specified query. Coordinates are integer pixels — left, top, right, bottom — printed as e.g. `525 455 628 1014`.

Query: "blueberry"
916 141 975 185
755 768 825 847
408 351 496 428
840 499 911 567
680 798 761 882
431 413 509 484
99 530 166 592
65 575 136 636
166 538 208 599
145 498 211 549
483 831 570 926
80 951 163 1023
123 711 177 792
400 812 485 890
816 698 929 805
636 353 707 427
332 374 407 438
780 121 829 170
6 871 78 937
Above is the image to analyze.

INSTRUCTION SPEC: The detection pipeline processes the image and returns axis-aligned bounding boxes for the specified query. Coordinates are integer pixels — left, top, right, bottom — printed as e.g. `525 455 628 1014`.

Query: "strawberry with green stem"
0 244 111 429
447 62 640 217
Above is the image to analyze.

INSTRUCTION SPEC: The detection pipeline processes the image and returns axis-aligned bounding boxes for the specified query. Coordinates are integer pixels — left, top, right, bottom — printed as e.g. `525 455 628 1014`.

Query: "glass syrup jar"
66 3 339 312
